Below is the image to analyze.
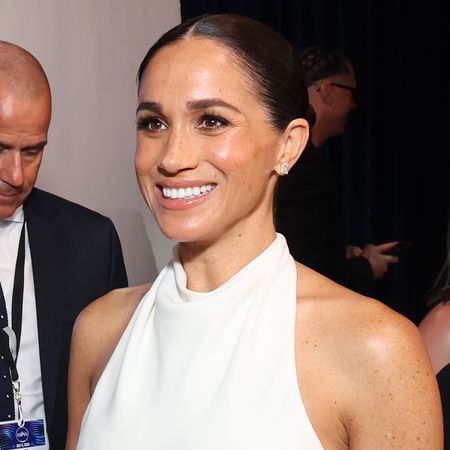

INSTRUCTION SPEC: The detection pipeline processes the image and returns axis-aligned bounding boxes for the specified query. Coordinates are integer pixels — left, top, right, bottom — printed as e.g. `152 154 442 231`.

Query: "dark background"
180 0 449 324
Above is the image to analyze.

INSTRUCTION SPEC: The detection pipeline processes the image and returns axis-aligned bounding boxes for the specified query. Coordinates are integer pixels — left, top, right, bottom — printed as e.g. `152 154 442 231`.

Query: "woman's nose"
157 129 199 174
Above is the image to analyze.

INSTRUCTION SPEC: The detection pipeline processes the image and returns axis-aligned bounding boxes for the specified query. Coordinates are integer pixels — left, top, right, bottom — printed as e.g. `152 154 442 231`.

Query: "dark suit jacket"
275 141 373 294
25 188 128 449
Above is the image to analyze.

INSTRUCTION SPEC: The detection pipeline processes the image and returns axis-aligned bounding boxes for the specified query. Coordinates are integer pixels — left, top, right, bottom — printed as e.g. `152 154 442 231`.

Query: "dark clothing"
437 363 450 450
25 188 128 449
275 141 373 294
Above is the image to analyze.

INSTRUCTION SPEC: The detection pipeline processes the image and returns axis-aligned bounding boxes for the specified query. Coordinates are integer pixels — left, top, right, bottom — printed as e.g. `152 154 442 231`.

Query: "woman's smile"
161 183 216 200
156 181 218 211
135 38 283 242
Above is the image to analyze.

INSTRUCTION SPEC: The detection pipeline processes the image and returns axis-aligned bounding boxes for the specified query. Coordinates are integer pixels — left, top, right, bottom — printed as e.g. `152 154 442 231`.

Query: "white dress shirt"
0 205 49 448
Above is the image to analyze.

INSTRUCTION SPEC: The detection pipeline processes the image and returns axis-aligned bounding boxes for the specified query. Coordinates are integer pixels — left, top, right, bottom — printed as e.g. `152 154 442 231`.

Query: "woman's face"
135 38 284 243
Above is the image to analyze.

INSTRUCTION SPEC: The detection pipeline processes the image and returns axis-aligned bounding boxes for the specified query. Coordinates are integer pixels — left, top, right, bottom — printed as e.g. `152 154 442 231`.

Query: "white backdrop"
0 0 180 284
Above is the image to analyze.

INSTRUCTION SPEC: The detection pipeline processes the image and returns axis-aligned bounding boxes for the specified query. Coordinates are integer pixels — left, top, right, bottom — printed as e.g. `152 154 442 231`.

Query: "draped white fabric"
78 234 323 449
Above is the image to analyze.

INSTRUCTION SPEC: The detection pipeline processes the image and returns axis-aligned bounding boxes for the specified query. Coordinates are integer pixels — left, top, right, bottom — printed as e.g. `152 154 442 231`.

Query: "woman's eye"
137 117 168 132
197 115 229 130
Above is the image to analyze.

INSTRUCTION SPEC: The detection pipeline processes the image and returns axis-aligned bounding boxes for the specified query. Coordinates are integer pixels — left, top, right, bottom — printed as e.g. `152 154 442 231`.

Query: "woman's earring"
280 162 289 175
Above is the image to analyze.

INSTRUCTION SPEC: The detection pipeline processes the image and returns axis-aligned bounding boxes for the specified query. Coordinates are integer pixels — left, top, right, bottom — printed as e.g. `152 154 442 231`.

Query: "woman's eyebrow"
136 99 242 115
186 98 241 113
136 101 162 114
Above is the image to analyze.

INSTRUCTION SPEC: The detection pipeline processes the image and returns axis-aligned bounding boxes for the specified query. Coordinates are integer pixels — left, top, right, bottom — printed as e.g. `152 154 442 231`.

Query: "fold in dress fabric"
77 234 323 449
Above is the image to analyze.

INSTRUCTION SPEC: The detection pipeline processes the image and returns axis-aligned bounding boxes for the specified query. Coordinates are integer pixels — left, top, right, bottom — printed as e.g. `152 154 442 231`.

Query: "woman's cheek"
135 146 158 173
212 138 249 169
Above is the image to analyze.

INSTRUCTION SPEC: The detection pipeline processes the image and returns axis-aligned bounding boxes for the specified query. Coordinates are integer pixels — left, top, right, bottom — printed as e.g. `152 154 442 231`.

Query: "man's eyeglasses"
329 82 361 103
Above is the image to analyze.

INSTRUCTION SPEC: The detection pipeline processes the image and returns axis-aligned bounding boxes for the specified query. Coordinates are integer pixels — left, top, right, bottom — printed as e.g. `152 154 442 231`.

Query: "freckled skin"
135 39 283 252
295 263 443 449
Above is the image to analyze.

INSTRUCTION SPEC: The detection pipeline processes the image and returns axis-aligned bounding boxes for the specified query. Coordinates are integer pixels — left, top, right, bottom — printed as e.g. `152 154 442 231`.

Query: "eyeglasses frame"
315 81 361 103
328 82 361 102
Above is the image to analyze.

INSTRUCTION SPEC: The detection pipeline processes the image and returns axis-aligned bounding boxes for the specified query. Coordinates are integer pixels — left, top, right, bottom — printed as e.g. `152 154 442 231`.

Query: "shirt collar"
1 205 25 224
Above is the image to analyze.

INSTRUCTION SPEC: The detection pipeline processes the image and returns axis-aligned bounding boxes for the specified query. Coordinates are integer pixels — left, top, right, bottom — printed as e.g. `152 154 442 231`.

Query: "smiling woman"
134 36 304 252
66 13 443 450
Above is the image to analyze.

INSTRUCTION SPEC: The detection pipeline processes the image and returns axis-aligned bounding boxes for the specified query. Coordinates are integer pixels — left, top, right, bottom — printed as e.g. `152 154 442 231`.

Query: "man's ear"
316 81 333 106
275 118 309 175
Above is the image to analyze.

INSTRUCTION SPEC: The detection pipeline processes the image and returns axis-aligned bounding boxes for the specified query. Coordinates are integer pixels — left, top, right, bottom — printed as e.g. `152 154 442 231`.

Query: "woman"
66 14 442 449
419 220 450 449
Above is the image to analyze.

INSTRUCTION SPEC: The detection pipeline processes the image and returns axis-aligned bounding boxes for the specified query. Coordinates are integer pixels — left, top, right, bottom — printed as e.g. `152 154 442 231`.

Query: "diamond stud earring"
280 162 289 175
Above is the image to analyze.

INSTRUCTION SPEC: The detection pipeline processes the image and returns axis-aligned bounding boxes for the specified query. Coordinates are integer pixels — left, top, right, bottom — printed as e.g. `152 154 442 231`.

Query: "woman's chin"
157 220 211 244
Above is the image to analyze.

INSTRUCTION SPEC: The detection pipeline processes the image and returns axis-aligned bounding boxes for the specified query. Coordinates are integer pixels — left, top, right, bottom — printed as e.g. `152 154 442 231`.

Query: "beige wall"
0 0 180 284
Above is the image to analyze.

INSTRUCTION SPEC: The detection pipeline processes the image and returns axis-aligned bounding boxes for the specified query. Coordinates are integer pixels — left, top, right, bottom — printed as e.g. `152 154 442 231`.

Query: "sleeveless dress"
77 234 323 449
437 363 450 450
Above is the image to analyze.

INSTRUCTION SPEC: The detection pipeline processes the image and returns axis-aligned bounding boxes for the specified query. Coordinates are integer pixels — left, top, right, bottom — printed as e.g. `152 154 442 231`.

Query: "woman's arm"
296 266 443 449
346 309 443 449
65 284 150 450
65 304 97 450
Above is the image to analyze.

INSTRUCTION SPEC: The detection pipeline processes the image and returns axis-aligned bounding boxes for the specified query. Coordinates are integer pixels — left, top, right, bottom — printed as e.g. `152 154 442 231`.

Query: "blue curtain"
180 0 449 324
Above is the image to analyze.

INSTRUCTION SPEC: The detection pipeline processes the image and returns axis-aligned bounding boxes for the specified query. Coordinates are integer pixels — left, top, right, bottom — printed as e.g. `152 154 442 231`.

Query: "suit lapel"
25 190 68 430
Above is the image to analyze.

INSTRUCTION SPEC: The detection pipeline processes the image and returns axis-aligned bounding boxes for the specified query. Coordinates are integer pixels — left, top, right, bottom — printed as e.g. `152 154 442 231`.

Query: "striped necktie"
0 281 15 421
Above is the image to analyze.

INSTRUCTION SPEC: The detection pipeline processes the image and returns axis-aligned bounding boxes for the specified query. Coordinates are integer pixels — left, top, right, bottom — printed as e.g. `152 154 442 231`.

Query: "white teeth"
162 184 216 199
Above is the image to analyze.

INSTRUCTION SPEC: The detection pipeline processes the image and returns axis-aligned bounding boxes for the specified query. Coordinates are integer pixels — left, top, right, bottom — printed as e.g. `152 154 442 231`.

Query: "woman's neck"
178 223 277 292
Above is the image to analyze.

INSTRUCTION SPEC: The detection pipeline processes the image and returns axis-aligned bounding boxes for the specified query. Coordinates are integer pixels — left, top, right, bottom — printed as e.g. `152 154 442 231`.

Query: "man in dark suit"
276 47 398 295
0 41 127 448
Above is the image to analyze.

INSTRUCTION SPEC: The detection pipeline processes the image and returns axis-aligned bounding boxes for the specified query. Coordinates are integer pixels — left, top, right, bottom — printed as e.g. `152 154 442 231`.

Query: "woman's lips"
161 183 216 199
156 183 217 210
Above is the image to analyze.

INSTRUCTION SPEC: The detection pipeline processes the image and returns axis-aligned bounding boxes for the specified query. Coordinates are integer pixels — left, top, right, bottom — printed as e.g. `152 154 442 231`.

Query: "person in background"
276 46 399 295
67 14 442 449
419 217 450 449
0 41 127 449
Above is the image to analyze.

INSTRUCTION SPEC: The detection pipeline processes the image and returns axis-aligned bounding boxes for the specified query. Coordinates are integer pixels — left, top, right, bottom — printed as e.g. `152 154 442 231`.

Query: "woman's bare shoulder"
75 283 151 333
295 261 408 335
419 300 450 335
66 283 152 447
71 283 151 389
294 261 433 403
294 263 442 448
419 300 450 373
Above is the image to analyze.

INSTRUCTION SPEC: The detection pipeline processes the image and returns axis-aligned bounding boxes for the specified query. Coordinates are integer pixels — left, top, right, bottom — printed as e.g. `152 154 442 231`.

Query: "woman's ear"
275 118 309 176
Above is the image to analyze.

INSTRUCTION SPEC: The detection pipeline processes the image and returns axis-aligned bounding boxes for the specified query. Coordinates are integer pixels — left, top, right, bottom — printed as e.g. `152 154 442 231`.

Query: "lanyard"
0 217 26 424
11 217 26 363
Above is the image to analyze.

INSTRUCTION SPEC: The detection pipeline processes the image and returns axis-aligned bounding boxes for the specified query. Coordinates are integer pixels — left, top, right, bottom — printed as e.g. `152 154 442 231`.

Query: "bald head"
0 41 52 219
0 40 51 102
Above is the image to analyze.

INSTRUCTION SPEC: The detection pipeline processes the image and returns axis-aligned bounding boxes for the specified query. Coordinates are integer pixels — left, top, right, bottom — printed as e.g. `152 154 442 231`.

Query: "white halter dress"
77 234 323 449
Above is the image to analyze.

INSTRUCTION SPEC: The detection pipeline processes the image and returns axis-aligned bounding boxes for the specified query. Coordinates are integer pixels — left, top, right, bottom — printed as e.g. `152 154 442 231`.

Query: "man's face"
327 67 358 136
0 89 50 219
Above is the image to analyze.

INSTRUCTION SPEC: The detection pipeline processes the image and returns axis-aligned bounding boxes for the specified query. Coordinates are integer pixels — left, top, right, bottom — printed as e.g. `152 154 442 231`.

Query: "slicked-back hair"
137 13 313 131
299 46 352 87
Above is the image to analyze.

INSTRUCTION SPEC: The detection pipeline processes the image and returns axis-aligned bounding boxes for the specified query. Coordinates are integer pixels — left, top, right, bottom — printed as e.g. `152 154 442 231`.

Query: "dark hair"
137 13 313 130
298 46 352 87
